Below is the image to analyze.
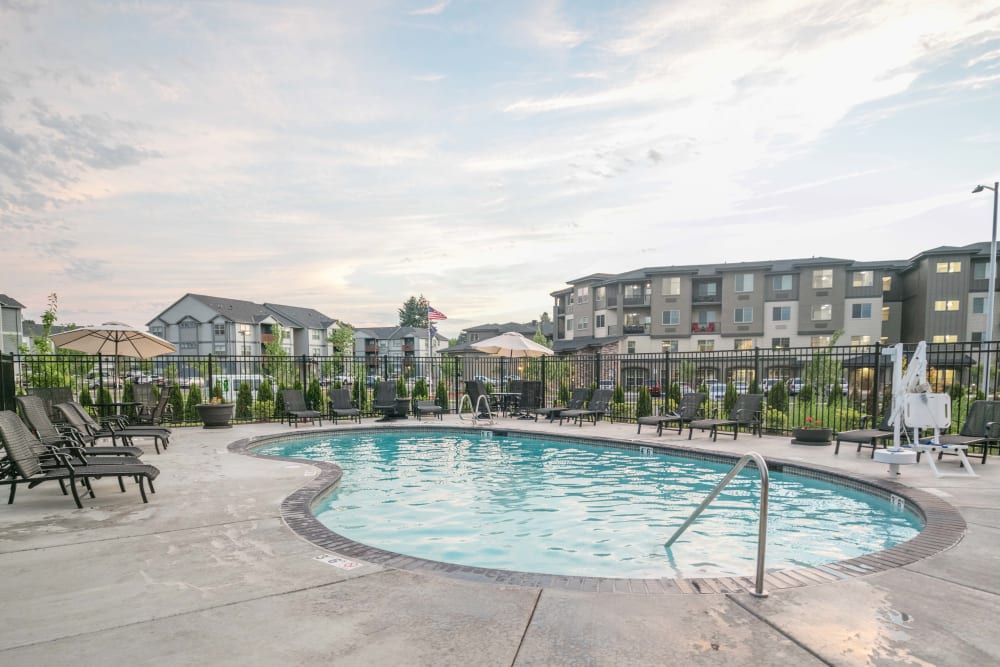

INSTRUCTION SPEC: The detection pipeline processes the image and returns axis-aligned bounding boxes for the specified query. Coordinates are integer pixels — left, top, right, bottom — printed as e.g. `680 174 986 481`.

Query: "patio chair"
834 414 895 458
328 389 361 424
373 382 407 420
16 395 145 460
933 400 1000 465
133 385 173 427
559 389 614 426
529 388 588 422
282 389 323 427
26 386 73 423
56 401 171 454
637 393 707 436
0 411 159 508
688 394 764 441
415 400 443 421
514 381 541 419
465 381 499 417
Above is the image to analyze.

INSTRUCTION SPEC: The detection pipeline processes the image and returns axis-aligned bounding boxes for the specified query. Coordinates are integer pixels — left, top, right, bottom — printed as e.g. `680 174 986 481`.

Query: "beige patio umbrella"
471 331 553 392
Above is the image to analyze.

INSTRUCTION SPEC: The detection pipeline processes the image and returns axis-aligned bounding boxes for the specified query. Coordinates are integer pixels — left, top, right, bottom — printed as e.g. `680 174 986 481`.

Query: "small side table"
873 448 917 476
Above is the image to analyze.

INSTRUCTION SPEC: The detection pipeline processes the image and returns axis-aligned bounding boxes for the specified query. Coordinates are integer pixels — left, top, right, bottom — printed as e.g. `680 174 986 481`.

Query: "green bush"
948 383 965 402
798 384 814 403
122 382 134 403
306 378 323 411
274 386 287 419
79 385 93 407
257 378 274 405
636 386 653 418
768 381 789 413
168 384 184 420
723 381 737 415
827 382 844 405
395 376 408 399
558 381 570 406
236 381 253 419
763 408 790 433
612 384 625 405
667 382 681 405
212 381 224 401
353 378 369 412
185 385 203 420
435 379 449 412
255 400 275 422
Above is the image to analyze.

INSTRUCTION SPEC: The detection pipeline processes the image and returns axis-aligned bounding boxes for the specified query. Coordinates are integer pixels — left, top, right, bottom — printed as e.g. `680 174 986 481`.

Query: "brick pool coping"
230 425 966 595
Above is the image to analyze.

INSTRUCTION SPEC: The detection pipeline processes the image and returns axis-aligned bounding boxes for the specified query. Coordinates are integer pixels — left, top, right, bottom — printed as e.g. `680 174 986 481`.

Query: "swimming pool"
253 429 925 579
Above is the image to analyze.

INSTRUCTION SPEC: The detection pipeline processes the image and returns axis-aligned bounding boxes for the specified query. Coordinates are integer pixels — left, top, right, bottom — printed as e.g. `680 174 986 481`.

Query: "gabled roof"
187 294 273 324
263 303 336 330
355 326 442 341
0 295 26 309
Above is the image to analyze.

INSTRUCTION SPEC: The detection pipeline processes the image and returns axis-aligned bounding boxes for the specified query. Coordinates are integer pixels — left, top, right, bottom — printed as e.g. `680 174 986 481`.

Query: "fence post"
872 342 882 420
593 351 601 389
0 353 14 412
540 356 547 407
300 354 308 389
753 347 761 393
207 353 214 396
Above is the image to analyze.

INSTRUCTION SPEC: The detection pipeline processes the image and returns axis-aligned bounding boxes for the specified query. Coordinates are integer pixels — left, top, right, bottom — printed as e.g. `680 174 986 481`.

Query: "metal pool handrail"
664 451 770 598
457 393 495 425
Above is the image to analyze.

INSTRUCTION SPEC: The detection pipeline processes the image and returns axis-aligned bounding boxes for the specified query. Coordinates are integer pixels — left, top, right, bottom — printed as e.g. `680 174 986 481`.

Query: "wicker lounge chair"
16 395 145 460
559 389 614 426
688 394 764 441
0 411 159 507
328 389 361 424
834 414 895 458
132 385 174 426
57 401 171 454
282 389 323 427
637 393 707 436
26 386 73 423
529 388 588 423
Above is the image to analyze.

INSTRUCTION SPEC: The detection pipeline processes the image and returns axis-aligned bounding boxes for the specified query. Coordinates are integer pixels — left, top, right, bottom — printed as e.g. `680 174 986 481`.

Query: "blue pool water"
256 430 923 578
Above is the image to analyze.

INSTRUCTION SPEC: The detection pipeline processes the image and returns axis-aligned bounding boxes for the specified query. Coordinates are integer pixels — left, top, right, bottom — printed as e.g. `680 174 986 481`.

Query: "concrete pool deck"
1 416 998 665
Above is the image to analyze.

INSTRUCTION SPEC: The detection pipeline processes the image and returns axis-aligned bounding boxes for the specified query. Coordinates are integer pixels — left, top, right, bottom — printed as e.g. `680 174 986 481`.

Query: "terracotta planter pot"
196 403 235 429
791 427 833 445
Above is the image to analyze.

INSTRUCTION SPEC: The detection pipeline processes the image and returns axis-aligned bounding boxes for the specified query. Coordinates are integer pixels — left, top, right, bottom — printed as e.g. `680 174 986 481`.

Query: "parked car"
645 380 661 397
708 383 727 400
827 379 849 395
678 383 695 395
473 375 497 387
598 380 615 390
733 381 749 395
366 375 381 387
761 378 783 393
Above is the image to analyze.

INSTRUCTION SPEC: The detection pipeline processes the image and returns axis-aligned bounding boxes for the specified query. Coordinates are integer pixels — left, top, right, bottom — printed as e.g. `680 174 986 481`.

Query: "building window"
851 303 872 319
695 283 718 298
851 335 872 345
882 276 892 291
811 304 832 321
772 306 791 321
576 316 589 330
811 335 832 347
772 275 792 291
180 342 197 350
882 306 890 322
735 273 753 292
734 338 753 350
771 337 790 349
974 261 995 280
565 318 573 331
697 340 715 352
932 334 959 343
661 277 680 296
734 307 753 323
852 270 873 287
213 343 226 353
936 261 961 273
812 269 833 289
627 341 636 354
934 300 960 312
213 324 225 336
973 297 986 314
972 332 984 343
595 314 605 328
150 326 164 337
662 309 680 326
662 340 678 353
575 286 589 302
311 330 322 340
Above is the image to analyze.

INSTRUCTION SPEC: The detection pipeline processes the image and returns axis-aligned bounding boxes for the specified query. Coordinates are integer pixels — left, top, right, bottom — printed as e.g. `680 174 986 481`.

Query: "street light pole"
974 182 999 397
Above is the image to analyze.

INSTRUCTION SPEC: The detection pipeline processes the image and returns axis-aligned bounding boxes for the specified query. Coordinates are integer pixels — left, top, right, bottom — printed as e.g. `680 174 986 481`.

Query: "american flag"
427 306 447 321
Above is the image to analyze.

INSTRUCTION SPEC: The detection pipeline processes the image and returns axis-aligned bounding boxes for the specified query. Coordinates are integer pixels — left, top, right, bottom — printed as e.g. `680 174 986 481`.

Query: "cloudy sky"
2 1 999 337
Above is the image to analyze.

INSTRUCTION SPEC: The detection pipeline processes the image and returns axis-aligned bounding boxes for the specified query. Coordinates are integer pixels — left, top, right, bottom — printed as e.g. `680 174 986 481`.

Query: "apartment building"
353 326 447 377
442 320 554 355
0 295 25 355
551 243 996 353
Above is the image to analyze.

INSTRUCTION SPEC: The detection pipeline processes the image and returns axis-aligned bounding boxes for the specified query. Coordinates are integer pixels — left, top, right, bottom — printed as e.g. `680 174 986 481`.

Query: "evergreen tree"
395 375 408 398
185 385 203 420
434 379 449 411
236 381 253 419
168 384 185 420
723 381 737 415
306 378 323 411
768 381 789 413
399 295 431 328
257 378 274 404
636 386 653 418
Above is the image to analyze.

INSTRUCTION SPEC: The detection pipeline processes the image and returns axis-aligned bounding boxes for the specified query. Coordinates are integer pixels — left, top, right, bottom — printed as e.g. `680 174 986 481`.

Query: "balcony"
364 344 379 353
692 293 721 304
623 296 650 307
623 324 650 335
402 344 415 352
692 323 718 333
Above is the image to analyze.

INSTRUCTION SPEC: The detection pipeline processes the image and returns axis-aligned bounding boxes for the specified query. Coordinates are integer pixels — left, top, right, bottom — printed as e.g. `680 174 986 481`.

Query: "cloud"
409 1 449 16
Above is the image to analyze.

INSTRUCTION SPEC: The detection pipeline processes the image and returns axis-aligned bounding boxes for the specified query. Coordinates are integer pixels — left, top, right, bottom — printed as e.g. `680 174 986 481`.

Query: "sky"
2 1 999 338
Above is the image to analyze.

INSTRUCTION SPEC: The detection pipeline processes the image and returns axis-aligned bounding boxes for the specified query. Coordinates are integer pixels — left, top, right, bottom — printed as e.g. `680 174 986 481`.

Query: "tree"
636 386 653 418
434 379 449 411
399 295 431 328
236 381 254 419
539 312 551 323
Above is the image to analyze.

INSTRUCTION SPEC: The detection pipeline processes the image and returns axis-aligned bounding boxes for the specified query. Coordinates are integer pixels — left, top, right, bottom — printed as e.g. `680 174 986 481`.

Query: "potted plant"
791 416 833 445
195 396 236 429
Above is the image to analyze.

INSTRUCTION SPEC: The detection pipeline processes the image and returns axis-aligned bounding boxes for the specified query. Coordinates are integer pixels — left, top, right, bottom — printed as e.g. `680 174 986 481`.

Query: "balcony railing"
693 294 721 304
692 323 718 333
623 296 651 307
623 324 650 334
364 344 379 353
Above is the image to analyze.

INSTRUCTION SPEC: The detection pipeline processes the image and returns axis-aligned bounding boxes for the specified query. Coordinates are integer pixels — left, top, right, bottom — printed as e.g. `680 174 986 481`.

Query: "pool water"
257 430 923 579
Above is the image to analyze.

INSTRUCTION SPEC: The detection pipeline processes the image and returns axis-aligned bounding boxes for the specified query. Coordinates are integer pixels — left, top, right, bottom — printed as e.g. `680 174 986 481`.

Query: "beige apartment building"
551 243 997 354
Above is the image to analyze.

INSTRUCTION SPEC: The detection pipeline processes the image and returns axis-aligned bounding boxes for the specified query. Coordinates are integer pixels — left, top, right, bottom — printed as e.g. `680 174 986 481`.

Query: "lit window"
882 306 890 321
882 276 892 291
811 335 831 347
811 304 832 321
973 297 986 314
772 337 790 349
851 303 872 319
934 300 960 312
734 338 753 350
812 269 833 289
852 271 873 287
661 340 678 353
851 335 871 345
734 307 753 323
661 277 680 296
772 306 791 321
936 261 961 273
932 334 959 343
662 309 680 326
771 275 792 291
697 340 715 352
735 274 754 293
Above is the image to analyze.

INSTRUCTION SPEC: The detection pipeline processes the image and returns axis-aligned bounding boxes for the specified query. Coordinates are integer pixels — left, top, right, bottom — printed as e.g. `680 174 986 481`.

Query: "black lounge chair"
132 385 174 427
515 381 541 418
834 414 895 458
282 389 323 427
328 389 361 424
688 394 764 441
17 395 145 460
415 400 444 421
464 381 499 417
934 400 1000 464
373 382 407 420
26 386 73 423
637 393 707 436
57 401 171 454
0 411 159 507
529 388 588 422
559 389 614 426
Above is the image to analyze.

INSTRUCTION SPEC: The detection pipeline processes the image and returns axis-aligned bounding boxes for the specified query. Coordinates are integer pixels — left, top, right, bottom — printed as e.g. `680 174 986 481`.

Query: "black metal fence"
7 341 1000 435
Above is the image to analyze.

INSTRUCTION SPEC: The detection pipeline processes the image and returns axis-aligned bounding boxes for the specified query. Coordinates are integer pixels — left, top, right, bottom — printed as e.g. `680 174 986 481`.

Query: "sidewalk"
1 417 998 666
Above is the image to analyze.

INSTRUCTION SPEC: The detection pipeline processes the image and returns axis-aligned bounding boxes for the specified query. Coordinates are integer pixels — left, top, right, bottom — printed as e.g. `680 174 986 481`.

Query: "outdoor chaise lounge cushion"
328 389 361 424
637 393 707 436
282 389 322 427
688 394 764 441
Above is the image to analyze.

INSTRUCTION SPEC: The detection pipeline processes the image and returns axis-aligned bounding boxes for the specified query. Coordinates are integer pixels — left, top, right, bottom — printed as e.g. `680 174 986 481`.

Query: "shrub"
558 381 570 406
79 385 93 407
353 379 369 412
827 382 844 405
763 408 790 433
306 378 323 411
723 381 737 415
798 384 814 403
236 381 253 419
667 382 681 405
257 378 274 404
636 386 653 418
395 376 408 399
413 377 429 400
185 385 203 420
612 384 625 405
255 400 275 422
122 382 134 403
212 381 225 401
435 379 449 412
948 383 965 402
168 384 184 420
274 386 287 419
768 381 789 413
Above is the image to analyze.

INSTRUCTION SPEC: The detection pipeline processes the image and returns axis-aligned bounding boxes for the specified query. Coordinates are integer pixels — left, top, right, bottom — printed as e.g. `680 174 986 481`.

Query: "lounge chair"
529 388 588 423
834 414 895 458
132 385 174 426
933 400 1000 464
688 394 764 441
373 382 407 420
464 381 499 417
0 411 159 507
282 389 323 427
56 401 171 454
16 395 145 460
559 389 613 426
26 386 73 423
513 381 541 419
637 393 707 436
415 400 444 421
328 389 361 424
